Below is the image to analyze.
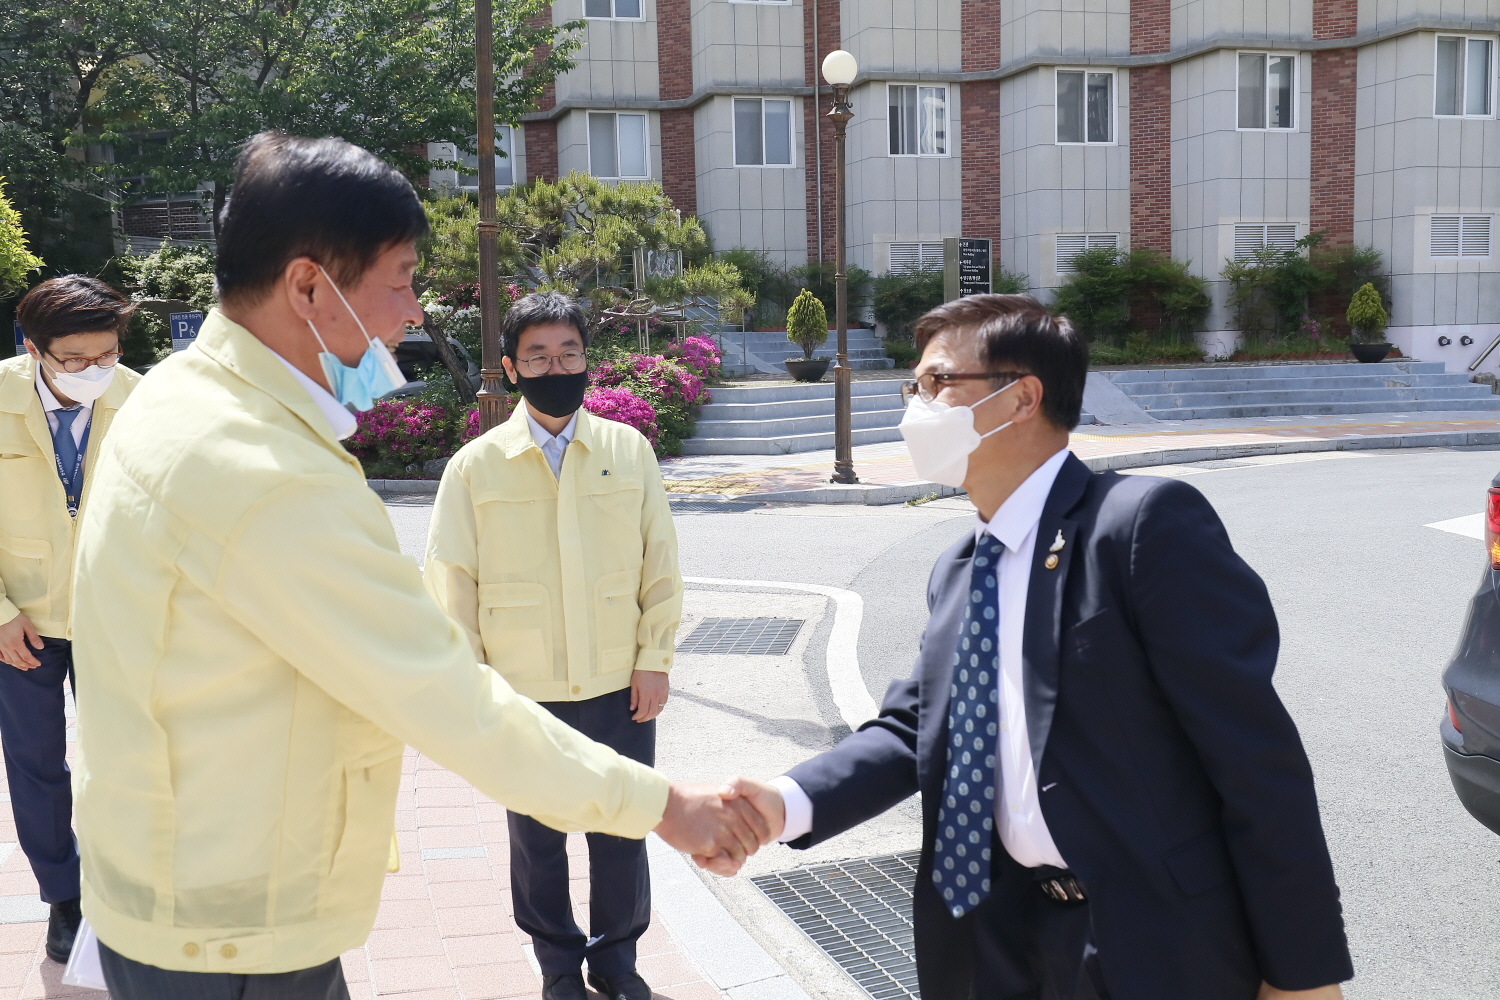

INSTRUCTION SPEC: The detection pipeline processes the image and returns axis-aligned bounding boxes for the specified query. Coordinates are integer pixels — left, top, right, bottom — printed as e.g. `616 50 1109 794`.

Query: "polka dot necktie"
932 533 1002 918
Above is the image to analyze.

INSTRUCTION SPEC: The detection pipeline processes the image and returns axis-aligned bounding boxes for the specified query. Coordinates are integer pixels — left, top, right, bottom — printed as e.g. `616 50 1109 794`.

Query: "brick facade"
803 0 840 264
656 0 697 213
1311 0 1358 247
1128 0 1172 255
959 0 1000 248
525 7 559 183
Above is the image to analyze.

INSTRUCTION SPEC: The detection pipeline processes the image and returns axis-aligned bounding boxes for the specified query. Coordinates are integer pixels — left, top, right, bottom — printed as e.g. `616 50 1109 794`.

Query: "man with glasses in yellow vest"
0 276 140 964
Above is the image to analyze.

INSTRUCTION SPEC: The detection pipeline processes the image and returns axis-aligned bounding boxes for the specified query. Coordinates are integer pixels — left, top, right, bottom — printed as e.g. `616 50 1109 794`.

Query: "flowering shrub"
590 353 711 455
665 336 722 380
347 399 462 478
584 387 660 445
1298 313 1324 341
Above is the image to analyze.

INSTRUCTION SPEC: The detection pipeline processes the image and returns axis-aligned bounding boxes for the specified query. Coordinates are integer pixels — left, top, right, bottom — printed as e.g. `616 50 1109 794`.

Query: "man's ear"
500 355 517 382
1012 375 1046 423
22 340 39 361
283 258 323 320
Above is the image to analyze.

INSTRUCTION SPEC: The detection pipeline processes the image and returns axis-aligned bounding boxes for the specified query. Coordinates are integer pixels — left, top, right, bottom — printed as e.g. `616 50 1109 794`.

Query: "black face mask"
515 370 588 418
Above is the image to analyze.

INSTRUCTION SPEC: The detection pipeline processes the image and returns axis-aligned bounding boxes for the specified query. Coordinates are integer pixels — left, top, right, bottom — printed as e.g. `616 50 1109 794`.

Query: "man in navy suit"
724 295 1352 1000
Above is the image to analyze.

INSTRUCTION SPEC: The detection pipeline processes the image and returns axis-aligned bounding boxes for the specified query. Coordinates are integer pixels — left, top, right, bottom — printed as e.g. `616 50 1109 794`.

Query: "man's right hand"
654 781 773 876
0 613 42 670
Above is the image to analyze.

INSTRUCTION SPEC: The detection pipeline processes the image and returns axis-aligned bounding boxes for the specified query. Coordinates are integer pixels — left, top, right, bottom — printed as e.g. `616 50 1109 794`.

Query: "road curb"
368 478 440 494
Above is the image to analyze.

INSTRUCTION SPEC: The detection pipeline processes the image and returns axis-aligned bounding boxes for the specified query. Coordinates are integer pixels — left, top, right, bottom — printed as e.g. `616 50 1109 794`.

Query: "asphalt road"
384 446 1500 999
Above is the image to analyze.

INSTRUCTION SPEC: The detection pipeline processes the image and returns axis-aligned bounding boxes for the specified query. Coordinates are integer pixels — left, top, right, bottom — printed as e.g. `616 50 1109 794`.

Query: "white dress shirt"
274 355 358 440
525 407 578 479
774 448 1072 871
34 370 93 448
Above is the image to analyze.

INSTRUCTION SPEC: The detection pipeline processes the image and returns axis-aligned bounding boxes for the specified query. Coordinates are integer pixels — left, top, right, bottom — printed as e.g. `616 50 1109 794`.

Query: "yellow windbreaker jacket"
0 352 139 638
424 407 682 702
71 312 668 975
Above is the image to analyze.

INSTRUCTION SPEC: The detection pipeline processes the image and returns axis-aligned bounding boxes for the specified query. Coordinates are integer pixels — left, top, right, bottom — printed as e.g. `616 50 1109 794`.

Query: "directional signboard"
170 311 204 352
13 321 23 356
944 237 992 301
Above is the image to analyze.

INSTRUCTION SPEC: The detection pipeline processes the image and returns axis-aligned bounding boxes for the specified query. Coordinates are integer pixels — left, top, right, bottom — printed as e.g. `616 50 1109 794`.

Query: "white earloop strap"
315 265 374 343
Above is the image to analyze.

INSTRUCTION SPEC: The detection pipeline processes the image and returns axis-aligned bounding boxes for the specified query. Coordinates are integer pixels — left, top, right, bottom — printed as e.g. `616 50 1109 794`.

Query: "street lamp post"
474 0 506 433
821 50 858 485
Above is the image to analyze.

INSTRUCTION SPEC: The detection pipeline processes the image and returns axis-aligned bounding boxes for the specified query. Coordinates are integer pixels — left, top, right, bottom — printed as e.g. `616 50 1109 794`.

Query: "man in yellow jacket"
0 275 140 964
425 292 678 1000
70 132 766 1000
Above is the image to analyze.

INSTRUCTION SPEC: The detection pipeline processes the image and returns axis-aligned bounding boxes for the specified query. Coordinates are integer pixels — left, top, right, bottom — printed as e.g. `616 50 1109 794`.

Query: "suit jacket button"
183 943 199 958
572 685 582 694
220 944 237 959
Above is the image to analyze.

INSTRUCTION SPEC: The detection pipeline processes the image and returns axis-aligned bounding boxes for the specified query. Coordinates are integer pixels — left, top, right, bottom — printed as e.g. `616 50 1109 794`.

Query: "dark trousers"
969 843 1109 1000
98 940 349 1000
508 687 655 976
0 636 79 903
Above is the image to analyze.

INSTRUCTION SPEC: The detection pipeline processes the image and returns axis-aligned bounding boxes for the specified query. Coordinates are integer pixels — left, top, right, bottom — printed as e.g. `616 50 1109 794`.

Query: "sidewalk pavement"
658 411 1500 504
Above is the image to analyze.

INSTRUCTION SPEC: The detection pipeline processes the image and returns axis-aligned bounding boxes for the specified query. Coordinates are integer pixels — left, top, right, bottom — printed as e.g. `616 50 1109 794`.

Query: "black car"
388 332 481 397
1442 474 1500 834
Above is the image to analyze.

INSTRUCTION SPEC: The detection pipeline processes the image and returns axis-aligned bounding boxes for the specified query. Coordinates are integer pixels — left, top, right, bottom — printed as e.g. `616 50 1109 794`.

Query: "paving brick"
371 954 459 993
424 858 496 883
420 826 485 850
367 925 448 959
443 933 525 968
372 897 440 930
436 904 509 939
418 806 481 828
0 922 43 954
453 960 542 999
636 952 707 990
430 879 506 910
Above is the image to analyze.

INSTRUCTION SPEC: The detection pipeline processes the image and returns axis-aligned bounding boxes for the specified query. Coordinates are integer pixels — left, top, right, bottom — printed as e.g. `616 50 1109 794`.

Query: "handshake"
652 777 788 875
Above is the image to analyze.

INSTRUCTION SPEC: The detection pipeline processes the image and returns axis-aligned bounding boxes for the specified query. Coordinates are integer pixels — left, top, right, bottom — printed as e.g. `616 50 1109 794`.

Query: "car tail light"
1450 697 1463 733
1488 487 1500 568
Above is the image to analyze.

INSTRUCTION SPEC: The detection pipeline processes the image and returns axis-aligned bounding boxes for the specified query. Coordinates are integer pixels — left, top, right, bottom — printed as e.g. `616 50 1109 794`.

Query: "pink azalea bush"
583 386 660 445
590 353 711 455
347 399 461 478
665 336 722 380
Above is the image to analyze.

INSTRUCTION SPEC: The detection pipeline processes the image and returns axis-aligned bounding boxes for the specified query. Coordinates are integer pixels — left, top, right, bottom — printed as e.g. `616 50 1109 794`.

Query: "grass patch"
905 492 940 507
1089 337 1205 366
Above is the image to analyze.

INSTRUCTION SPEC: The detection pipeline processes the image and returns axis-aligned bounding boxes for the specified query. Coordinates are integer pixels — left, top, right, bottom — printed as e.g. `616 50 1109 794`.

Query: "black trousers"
98 941 349 1000
0 636 79 903
508 687 655 976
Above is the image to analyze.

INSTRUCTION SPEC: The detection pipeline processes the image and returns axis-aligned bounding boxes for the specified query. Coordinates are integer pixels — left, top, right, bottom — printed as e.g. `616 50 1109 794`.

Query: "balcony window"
733 98 794 166
1237 53 1296 130
1436 36 1495 117
1055 70 1115 144
888 85 948 156
588 112 650 179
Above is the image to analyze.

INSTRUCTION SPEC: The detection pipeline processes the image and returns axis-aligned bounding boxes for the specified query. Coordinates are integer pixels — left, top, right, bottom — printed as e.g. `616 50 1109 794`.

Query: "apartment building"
441 0 1500 357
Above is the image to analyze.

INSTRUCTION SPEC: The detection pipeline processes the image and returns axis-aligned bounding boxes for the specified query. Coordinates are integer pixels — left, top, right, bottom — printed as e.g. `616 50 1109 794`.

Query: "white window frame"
728 0 789 5
450 126 517 192
1236 51 1298 131
888 241 945 273
1232 223 1300 262
1434 35 1497 119
586 112 651 179
1053 68 1118 146
732 98 795 168
1430 215 1494 258
1054 233 1119 274
886 84 951 158
583 0 643 20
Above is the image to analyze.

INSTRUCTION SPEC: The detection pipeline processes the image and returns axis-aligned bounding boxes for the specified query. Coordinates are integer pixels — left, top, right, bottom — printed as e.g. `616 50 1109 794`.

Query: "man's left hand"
1258 984 1343 1000
630 669 669 722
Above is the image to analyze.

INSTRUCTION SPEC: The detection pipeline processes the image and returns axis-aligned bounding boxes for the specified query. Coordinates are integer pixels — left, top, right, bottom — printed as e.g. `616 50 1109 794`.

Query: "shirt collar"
976 448 1072 552
272 354 358 440
525 407 578 450
33 367 94 415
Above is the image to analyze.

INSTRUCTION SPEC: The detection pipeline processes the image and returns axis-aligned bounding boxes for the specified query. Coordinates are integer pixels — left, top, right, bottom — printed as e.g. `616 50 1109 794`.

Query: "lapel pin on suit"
1045 530 1065 569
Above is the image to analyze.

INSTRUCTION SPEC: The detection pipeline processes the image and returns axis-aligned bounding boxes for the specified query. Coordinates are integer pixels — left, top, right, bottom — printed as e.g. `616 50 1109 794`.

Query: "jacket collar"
500 403 595 460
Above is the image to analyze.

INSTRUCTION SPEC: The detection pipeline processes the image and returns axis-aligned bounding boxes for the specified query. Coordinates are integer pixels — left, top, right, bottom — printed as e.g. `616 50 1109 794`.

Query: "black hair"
500 292 591 360
913 294 1088 431
215 132 430 306
16 276 135 355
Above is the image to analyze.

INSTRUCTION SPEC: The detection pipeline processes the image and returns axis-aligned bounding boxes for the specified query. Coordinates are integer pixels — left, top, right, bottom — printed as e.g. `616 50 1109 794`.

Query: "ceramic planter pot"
785 358 831 382
1350 342 1392 363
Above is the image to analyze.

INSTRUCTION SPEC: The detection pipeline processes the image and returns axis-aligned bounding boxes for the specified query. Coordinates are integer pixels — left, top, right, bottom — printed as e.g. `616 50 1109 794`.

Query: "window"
1232 224 1299 261
1436 36 1495 117
1237 53 1296 130
456 127 515 190
1055 70 1115 144
1431 215 1494 257
588 113 649 179
733 99 793 166
1054 233 1118 273
888 85 949 156
889 242 945 273
584 0 641 18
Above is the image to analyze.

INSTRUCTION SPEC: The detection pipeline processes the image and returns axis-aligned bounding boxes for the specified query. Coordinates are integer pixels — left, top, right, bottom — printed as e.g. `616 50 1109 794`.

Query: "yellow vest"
72 311 667 974
425 407 681 702
0 353 139 638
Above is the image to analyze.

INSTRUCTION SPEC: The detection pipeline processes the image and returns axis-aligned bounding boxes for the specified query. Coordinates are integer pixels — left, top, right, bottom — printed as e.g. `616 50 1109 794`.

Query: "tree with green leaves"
786 288 828 359
1346 282 1389 343
0 179 44 300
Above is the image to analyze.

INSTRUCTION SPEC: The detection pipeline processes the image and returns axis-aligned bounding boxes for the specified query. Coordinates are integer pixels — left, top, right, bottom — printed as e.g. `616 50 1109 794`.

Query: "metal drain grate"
675 618 804 655
753 851 921 1000
669 499 764 513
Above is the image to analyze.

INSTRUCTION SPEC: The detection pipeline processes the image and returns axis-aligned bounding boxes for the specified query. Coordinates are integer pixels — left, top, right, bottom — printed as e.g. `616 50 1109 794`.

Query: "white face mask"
42 359 116 403
898 379 1020 488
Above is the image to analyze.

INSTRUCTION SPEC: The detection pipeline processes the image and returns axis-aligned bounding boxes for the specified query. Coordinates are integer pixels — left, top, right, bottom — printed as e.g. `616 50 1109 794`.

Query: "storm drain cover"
753 851 921 1000
675 618 804 655
669 499 764 513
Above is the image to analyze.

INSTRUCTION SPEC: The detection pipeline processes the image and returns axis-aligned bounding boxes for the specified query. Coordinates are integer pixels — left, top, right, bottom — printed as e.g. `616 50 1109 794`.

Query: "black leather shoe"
542 973 589 1000
587 970 653 1000
45 898 81 964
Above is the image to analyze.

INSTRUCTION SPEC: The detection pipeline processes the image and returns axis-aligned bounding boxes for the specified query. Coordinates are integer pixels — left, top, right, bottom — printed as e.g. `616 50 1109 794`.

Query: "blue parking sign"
13 320 23 355
170 311 204 352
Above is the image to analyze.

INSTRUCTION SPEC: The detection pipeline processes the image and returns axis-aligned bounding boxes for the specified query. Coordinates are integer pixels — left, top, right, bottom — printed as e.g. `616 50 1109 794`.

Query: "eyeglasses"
900 371 1025 406
47 351 124 374
518 351 586 376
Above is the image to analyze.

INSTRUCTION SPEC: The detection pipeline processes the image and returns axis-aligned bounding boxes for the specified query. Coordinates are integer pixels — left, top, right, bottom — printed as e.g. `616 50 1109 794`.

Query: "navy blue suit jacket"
785 455 1352 1000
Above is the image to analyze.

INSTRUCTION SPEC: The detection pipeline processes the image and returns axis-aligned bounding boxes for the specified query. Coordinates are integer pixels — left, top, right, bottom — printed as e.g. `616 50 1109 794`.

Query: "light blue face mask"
306 265 407 411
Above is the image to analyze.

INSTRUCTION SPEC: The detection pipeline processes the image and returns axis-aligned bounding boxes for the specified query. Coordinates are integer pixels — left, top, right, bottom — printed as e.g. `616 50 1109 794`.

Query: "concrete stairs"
1102 361 1500 420
683 379 907 455
715 329 895 376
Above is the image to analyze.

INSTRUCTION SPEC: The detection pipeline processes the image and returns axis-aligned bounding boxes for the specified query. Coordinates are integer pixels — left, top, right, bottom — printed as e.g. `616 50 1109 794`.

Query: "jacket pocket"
478 582 554 681
323 748 404 914
0 529 51 613
594 571 641 675
1162 828 1234 897
587 477 644 527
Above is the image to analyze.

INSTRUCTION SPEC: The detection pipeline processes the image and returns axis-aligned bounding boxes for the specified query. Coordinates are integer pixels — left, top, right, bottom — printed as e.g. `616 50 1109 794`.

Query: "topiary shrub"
1051 248 1209 345
1346 282 1389 344
872 269 944 341
786 288 828 359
